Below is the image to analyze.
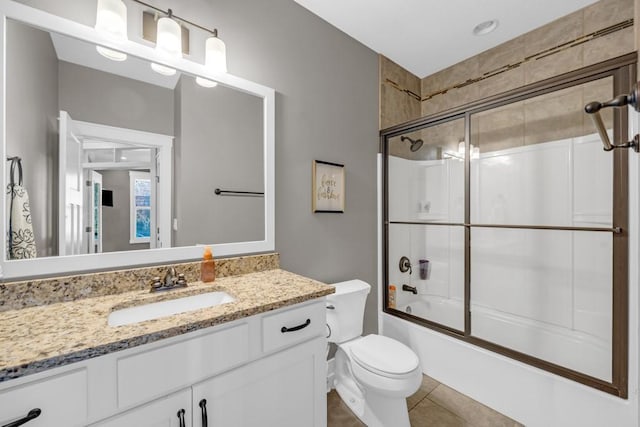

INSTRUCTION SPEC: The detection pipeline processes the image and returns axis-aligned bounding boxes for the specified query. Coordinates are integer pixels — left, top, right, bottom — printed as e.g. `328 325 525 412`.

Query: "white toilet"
327 280 422 427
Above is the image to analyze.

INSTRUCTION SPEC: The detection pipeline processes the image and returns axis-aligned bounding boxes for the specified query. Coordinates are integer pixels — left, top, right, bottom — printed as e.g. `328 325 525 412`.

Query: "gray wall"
58 61 174 135
6 20 59 257
100 170 150 253
16 0 380 334
174 76 264 246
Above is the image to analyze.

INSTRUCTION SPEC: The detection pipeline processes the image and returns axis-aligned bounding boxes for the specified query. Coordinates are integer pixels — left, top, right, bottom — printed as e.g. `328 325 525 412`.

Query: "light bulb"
95 0 128 61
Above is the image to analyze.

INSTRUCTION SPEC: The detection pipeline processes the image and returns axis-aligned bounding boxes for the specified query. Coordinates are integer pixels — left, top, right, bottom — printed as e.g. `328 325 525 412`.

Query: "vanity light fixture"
472 19 499 36
196 30 227 88
94 0 128 61
150 9 182 76
128 0 228 82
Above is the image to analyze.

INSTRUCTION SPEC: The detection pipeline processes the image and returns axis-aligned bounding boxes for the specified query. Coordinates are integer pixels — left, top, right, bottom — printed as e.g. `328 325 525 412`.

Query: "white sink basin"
108 291 235 327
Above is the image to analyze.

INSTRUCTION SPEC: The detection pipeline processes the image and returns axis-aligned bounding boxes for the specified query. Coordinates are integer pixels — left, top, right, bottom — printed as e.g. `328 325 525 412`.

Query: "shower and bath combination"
400 135 424 152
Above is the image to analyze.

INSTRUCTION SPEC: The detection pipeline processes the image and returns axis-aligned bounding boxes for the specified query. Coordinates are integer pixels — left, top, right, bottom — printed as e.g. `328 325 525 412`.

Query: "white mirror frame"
0 0 275 280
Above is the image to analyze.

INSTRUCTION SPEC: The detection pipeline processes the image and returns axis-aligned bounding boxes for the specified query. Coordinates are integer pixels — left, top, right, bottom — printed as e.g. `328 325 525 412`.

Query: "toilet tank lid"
330 279 371 295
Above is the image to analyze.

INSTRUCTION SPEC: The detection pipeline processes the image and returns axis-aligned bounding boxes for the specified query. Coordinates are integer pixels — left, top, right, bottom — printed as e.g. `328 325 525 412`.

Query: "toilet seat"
349 335 419 378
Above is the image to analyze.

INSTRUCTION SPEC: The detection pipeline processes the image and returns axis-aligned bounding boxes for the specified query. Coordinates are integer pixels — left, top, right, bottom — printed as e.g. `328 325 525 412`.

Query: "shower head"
401 136 424 152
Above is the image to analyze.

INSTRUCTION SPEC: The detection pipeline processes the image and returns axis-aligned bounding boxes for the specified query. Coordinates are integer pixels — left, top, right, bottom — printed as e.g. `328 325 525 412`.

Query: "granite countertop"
0 269 334 382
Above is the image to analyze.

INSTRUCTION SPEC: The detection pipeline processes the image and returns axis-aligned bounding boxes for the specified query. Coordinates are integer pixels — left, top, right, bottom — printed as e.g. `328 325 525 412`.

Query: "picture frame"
312 160 345 213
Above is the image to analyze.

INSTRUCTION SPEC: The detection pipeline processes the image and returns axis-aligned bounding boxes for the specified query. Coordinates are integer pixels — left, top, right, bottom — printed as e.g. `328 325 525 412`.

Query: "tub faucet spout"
402 284 417 295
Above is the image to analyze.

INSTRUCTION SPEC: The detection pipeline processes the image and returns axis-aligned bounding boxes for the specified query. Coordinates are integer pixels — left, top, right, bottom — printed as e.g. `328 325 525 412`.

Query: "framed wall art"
312 160 345 213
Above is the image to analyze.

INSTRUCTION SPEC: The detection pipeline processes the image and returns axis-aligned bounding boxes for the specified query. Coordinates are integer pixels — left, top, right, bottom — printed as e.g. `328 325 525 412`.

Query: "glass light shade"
150 63 177 76
204 35 227 74
195 77 218 88
151 16 182 76
95 0 127 61
156 16 182 59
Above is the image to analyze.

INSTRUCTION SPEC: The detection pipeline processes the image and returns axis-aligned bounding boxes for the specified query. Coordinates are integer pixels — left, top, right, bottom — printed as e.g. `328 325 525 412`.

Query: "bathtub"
399 295 610 382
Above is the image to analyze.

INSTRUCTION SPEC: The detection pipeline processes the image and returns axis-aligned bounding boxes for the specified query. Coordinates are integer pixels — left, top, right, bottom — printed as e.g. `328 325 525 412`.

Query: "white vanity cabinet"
0 299 327 427
192 337 326 427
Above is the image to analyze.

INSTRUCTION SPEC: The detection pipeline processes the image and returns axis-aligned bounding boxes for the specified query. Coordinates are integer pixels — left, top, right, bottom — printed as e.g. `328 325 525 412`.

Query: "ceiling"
293 0 599 78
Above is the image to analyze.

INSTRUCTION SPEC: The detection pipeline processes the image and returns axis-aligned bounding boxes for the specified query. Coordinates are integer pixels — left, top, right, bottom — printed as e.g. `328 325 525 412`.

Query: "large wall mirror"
0 2 275 279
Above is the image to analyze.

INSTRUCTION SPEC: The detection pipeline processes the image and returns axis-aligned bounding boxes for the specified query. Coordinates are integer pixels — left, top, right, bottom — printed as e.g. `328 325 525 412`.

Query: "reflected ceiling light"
150 9 182 76
472 19 499 36
95 0 128 61
458 141 480 160
196 30 227 88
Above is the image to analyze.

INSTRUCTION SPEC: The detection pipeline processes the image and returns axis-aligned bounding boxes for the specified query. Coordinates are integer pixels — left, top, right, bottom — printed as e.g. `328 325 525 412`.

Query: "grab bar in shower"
584 82 640 153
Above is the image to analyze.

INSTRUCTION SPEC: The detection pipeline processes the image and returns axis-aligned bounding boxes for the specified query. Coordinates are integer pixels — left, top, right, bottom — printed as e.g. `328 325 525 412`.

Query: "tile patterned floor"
327 375 523 427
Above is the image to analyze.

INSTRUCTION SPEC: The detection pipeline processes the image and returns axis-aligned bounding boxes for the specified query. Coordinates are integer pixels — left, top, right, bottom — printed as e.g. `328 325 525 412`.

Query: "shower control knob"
399 256 412 274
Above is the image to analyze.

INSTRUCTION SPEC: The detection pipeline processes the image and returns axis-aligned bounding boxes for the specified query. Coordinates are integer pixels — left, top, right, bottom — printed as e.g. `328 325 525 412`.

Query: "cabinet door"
193 336 326 427
90 388 191 427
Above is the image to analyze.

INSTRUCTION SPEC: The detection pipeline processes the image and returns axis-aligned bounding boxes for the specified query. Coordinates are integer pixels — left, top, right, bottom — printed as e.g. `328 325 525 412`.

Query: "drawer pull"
2 408 41 427
177 408 186 427
199 399 208 427
281 318 311 333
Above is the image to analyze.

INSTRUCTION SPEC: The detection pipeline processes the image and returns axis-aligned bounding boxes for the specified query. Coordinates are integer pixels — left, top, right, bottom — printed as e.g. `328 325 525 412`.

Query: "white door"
89 171 103 253
155 148 172 249
58 111 85 256
150 149 158 249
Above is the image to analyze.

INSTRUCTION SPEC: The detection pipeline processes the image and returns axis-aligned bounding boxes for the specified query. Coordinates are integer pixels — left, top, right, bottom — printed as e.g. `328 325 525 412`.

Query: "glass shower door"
387 117 465 332
468 77 615 382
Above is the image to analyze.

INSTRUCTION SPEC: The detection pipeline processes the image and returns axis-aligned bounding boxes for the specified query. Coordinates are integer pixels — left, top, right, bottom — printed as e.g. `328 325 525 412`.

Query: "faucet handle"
176 273 187 287
150 276 162 291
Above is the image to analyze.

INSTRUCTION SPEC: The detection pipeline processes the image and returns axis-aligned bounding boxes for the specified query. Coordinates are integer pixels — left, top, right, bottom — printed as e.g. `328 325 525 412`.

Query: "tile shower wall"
378 0 634 129
379 56 421 129
420 0 634 117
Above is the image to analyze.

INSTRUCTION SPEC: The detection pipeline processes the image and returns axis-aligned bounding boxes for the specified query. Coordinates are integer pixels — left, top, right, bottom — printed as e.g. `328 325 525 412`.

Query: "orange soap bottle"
388 285 397 309
201 246 216 283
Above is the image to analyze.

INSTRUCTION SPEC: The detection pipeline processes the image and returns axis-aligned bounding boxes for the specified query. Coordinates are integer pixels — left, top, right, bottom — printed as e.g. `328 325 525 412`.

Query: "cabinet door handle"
199 399 208 427
281 318 311 333
177 408 186 427
2 408 41 427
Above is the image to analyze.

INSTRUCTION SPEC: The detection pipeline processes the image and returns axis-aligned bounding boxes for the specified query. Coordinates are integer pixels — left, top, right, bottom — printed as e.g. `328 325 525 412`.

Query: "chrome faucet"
149 267 188 293
402 284 417 295
163 267 177 286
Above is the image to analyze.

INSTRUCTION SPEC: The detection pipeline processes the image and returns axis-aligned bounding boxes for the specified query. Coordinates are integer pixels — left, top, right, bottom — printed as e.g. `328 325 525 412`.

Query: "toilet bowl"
327 280 422 427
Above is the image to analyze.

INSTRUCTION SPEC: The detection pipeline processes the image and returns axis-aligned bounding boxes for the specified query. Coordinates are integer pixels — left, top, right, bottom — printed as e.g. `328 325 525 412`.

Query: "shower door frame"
380 52 636 398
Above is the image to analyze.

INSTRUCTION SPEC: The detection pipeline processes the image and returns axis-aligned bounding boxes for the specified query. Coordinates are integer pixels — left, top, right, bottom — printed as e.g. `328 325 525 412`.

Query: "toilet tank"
326 280 371 344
